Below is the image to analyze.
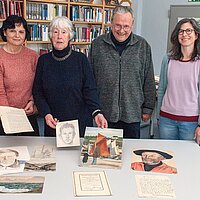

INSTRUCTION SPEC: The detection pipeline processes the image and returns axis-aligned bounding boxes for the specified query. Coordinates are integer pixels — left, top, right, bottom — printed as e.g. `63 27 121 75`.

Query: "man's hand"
94 114 108 128
142 114 151 122
45 114 59 129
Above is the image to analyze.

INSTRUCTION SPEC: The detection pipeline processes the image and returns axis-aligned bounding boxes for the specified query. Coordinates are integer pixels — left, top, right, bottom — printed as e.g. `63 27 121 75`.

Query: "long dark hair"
170 18 200 61
0 15 30 42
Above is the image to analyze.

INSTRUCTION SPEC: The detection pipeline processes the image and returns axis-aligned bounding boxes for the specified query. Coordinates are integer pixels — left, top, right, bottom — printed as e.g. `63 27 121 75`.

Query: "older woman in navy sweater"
33 16 107 137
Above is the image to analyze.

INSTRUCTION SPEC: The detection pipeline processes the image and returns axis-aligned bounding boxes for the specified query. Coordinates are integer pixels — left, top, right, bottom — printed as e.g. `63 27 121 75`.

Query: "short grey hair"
111 5 134 22
49 16 74 40
60 123 76 136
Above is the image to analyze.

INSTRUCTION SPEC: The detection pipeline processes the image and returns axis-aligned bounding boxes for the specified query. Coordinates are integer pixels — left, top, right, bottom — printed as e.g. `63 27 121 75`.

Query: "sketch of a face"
60 123 76 144
0 149 19 168
141 152 164 165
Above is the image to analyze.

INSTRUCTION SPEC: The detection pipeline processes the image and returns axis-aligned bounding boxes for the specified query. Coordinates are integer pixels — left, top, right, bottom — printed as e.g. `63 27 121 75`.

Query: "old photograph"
0 146 30 175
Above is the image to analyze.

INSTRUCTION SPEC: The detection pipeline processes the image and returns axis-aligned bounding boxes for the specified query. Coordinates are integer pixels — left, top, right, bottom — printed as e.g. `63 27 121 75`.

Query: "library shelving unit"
0 0 117 54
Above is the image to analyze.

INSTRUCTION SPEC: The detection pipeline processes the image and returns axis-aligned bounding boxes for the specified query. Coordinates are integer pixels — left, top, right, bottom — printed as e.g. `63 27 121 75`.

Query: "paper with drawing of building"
80 127 123 169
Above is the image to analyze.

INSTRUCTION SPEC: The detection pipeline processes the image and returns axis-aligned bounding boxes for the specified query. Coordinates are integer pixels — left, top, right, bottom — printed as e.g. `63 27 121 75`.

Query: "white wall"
133 0 200 75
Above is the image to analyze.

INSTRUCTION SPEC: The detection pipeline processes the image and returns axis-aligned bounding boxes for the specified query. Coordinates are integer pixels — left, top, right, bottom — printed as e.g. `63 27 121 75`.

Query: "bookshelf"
0 0 117 54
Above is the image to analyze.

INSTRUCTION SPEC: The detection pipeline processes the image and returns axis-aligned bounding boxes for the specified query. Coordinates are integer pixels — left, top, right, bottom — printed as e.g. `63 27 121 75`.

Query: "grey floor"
38 117 159 139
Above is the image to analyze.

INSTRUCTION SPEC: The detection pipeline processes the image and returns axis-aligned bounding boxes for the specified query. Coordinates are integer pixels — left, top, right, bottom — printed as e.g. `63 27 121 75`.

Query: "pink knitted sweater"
0 46 38 109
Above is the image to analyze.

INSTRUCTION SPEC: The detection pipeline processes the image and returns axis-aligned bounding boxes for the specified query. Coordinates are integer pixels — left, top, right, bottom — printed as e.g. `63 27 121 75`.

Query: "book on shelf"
73 26 102 42
71 45 90 57
70 6 102 22
0 0 6 19
39 48 49 56
26 2 67 20
0 0 22 19
28 23 49 41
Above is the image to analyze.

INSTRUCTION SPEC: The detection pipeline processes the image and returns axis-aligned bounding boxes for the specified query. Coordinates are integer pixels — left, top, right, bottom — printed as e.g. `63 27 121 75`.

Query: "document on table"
135 175 176 199
73 171 112 196
0 106 33 134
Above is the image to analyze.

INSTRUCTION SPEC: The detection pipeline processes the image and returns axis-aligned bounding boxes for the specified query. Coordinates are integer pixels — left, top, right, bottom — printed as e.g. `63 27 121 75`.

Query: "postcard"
0 176 45 193
24 145 56 171
0 146 30 175
73 171 111 196
80 127 123 169
56 120 80 147
0 106 33 134
131 148 177 174
135 175 176 199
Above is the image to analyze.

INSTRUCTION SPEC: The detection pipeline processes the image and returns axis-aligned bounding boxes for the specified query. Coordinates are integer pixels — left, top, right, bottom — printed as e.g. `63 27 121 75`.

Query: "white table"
0 136 199 200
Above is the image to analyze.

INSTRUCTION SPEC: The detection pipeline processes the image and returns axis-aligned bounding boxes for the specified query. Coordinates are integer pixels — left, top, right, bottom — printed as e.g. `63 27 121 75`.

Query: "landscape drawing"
0 176 45 193
25 145 56 171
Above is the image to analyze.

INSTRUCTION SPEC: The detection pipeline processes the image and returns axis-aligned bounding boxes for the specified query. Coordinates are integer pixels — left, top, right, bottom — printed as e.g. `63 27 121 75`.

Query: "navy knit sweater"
33 47 101 137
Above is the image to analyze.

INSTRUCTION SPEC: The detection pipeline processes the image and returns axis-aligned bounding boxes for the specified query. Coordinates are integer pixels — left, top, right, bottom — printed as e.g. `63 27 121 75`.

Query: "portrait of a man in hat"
131 149 177 174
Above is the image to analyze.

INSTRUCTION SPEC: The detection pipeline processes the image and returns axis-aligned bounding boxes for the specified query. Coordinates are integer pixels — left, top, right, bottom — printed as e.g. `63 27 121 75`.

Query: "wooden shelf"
73 21 102 25
27 0 68 3
2 0 113 47
27 19 52 23
71 41 91 45
27 41 51 44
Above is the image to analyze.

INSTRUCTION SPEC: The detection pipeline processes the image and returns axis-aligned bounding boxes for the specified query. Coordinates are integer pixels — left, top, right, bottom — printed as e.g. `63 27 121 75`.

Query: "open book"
0 106 33 134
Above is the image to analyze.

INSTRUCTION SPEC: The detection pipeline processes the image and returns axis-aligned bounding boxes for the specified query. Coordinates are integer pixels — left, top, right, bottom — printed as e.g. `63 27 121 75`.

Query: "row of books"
70 6 102 22
73 26 102 42
26 3 67 20
104 9 113 24
71 45 90 57
28 24 49 41
0 0 22 19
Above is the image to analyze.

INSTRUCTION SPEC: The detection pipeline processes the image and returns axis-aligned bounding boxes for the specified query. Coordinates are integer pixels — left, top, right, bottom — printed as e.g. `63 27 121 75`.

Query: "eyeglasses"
113 24 132 32
178 28 195 35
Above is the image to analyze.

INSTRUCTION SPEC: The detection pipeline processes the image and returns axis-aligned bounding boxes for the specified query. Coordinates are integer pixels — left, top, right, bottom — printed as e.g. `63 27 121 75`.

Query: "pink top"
161 59 200 116
0 46 38 109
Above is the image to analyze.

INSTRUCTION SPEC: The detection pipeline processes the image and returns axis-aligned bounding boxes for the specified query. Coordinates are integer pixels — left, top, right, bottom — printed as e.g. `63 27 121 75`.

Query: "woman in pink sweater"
158 18 200 143
0 15 39 136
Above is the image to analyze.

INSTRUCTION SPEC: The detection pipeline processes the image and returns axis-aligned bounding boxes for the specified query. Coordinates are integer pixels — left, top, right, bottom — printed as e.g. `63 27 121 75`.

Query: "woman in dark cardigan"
33 16 107 137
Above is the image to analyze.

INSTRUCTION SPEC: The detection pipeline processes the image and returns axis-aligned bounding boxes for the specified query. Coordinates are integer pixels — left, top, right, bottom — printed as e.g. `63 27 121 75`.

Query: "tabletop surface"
0 136 199 200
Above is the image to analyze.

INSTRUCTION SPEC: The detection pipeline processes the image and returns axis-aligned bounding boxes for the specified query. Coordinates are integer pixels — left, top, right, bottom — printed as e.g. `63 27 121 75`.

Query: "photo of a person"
0 149 19 169
131 149 177 174
56 120 80 147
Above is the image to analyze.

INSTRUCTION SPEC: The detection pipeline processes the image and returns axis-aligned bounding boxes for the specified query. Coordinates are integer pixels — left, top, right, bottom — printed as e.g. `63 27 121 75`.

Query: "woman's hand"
24 100 34 115
94 114 108 128
194 126 200 144
45 114 59 129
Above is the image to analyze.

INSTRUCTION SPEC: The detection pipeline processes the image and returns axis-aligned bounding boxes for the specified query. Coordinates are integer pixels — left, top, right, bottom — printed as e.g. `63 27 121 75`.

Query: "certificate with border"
73 171 112 196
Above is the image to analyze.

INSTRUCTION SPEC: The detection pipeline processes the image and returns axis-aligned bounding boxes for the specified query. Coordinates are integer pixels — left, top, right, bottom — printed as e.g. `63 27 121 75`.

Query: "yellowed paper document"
135 175 176 199
73 171 112 196
0 106 33 134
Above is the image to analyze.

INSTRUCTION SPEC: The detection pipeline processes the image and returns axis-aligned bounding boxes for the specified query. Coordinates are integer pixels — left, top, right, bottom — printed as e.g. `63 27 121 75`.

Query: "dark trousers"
108 121 140 139
0 114 39 136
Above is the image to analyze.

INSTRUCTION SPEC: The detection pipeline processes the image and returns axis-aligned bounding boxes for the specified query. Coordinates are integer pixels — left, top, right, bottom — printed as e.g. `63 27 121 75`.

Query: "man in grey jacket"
90 5 156 138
